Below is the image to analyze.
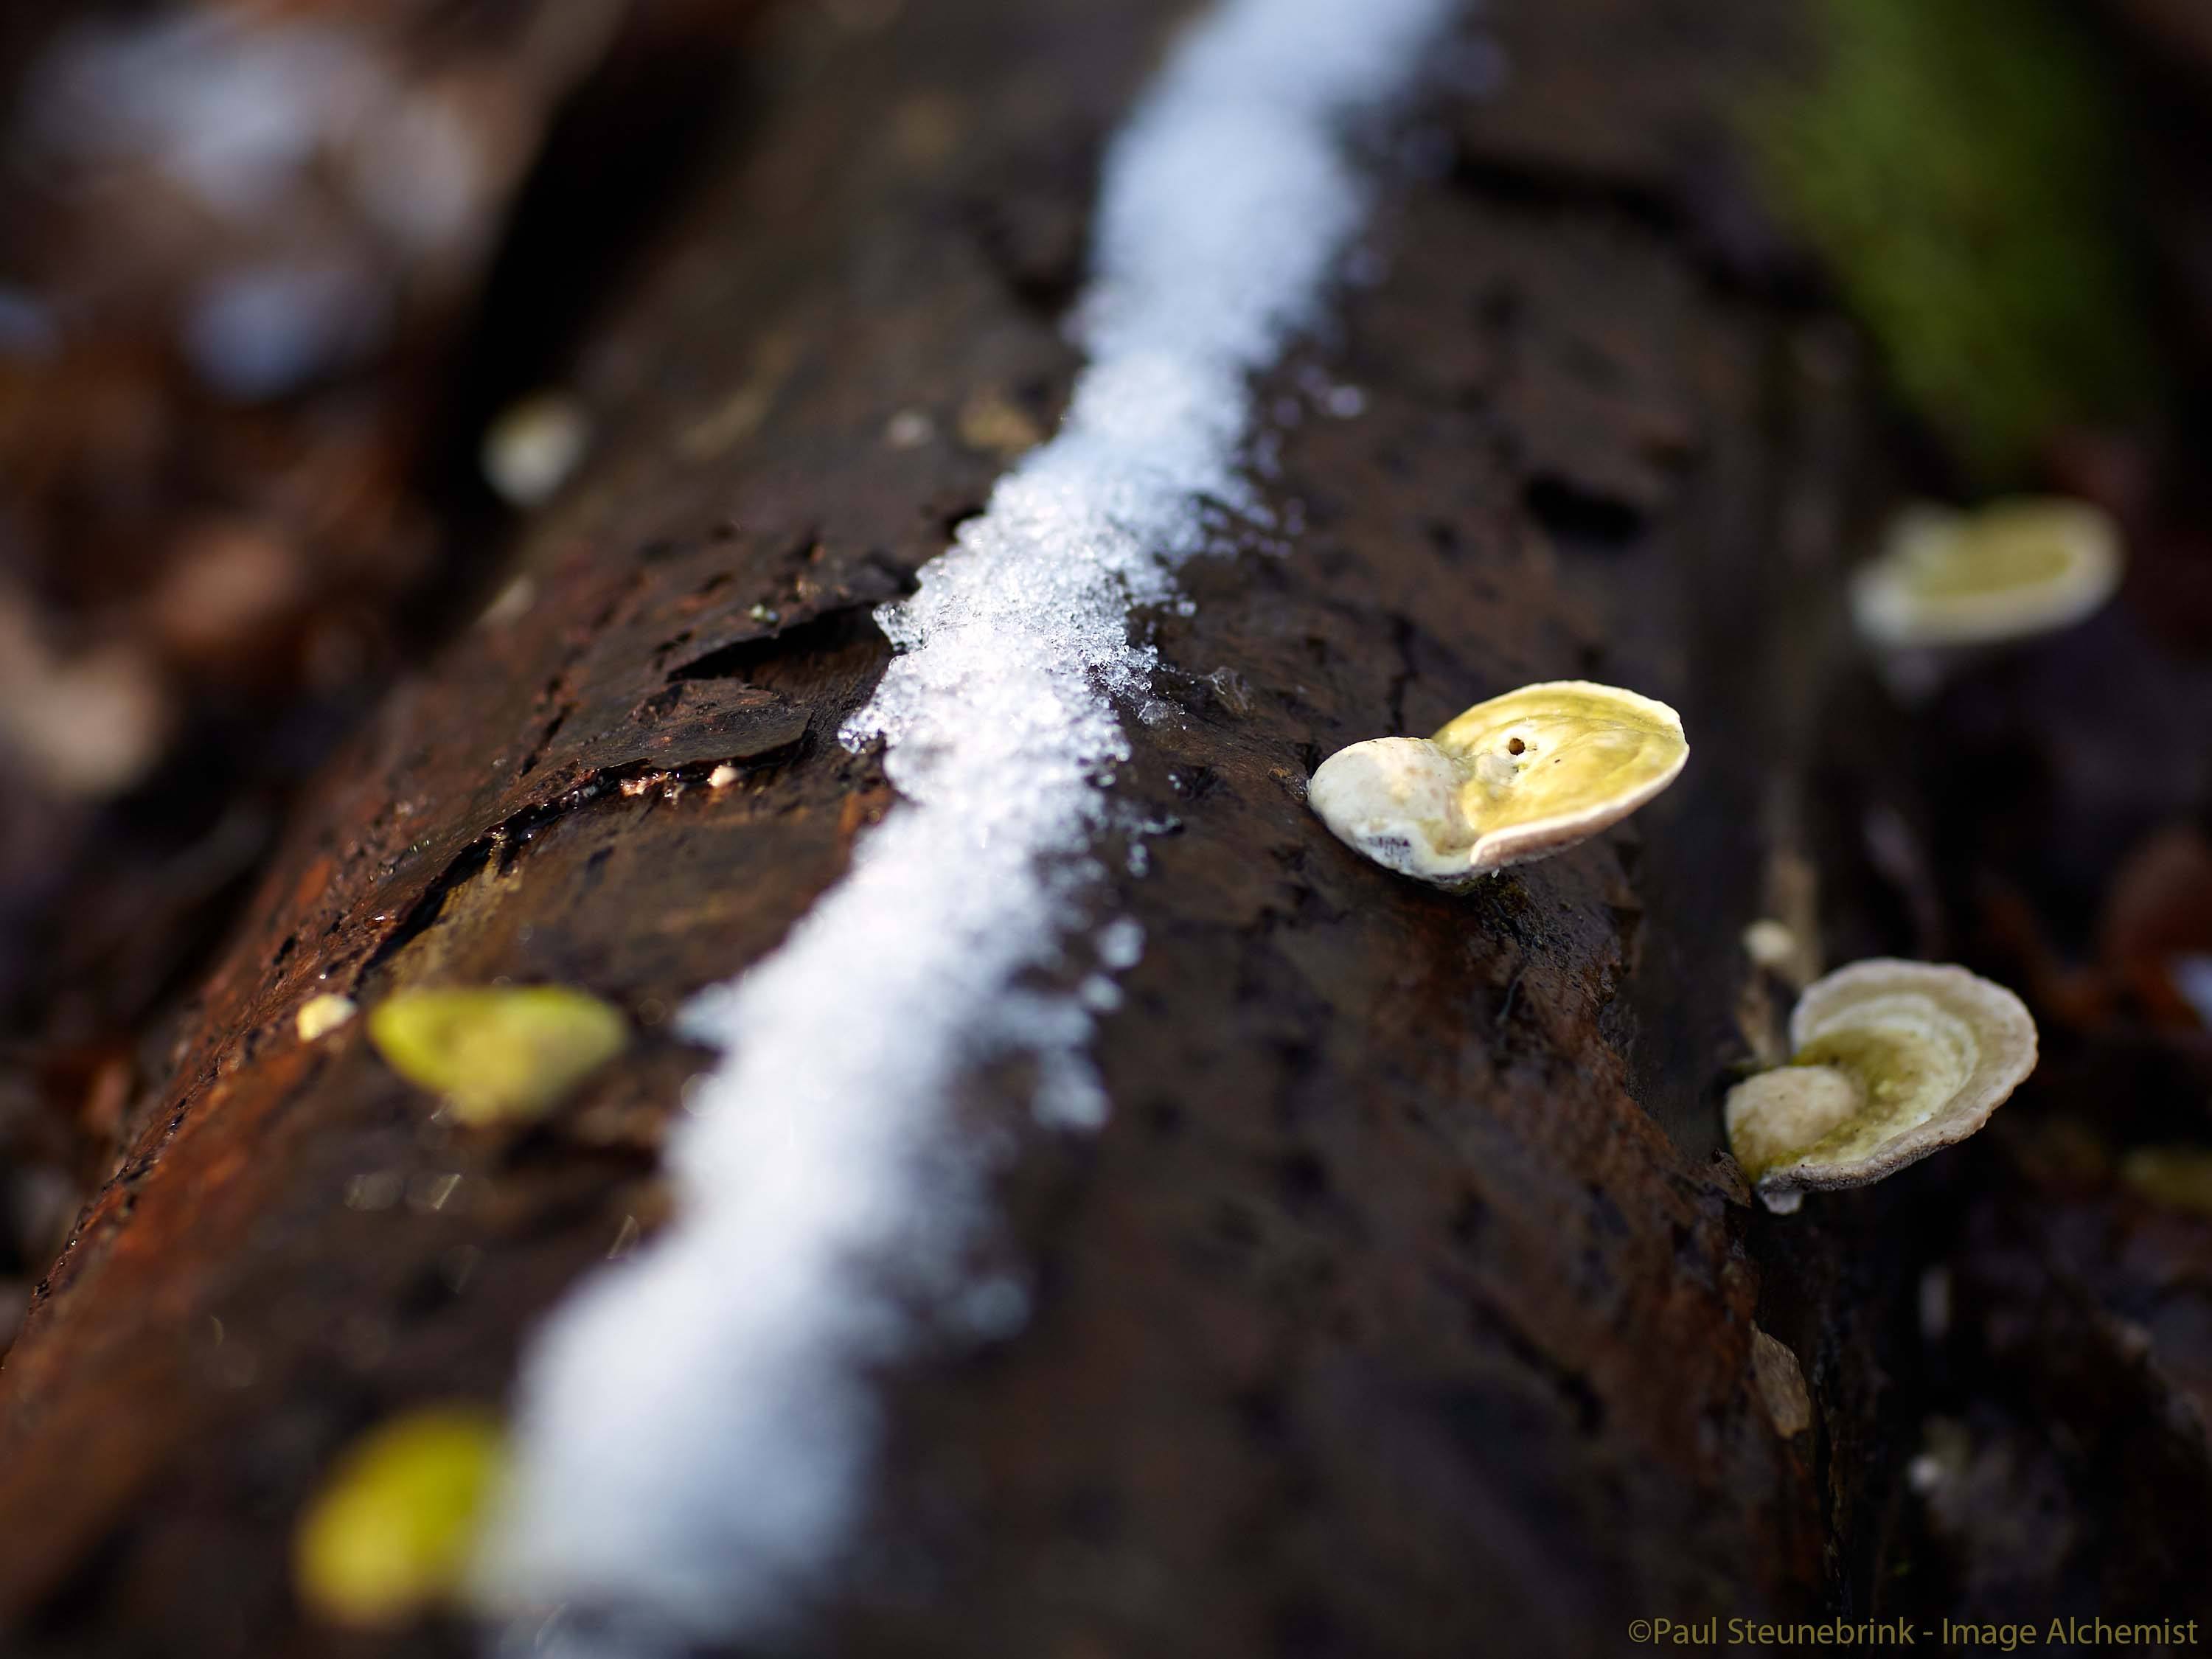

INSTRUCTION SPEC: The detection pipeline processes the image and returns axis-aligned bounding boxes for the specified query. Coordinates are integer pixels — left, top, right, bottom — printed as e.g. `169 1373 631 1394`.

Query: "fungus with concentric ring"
1307 680 1688 887
1726 959 2037 1214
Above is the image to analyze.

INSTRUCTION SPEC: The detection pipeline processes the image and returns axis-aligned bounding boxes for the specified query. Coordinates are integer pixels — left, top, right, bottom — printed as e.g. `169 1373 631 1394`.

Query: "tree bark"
2 1 2205 1656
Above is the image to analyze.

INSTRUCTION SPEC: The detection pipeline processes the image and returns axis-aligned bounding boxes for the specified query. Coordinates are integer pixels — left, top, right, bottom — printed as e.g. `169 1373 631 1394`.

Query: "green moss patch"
1754 0 2156 477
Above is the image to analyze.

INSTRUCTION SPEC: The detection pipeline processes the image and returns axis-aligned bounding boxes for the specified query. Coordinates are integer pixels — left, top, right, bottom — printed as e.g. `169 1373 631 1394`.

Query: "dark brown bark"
3 1 2208 1657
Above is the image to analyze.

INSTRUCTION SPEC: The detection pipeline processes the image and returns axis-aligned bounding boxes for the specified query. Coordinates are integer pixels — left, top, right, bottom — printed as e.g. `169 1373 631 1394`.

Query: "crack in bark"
359 742 804 984
669 602 890 684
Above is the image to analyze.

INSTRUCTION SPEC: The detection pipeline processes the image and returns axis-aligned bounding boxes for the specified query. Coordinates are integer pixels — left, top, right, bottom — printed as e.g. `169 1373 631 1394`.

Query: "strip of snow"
480 0 1455 1641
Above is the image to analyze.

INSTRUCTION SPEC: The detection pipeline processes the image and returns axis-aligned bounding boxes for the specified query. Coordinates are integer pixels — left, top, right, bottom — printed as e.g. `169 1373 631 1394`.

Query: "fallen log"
15 0 2191 1655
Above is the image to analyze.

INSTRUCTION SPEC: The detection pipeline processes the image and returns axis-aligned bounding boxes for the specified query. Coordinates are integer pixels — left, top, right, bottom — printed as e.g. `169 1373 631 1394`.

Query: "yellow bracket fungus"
367 985 629 1126
1850 498 2120 652
1727 960 2036 1214
1308 681 1688 887
293 1405 507 1630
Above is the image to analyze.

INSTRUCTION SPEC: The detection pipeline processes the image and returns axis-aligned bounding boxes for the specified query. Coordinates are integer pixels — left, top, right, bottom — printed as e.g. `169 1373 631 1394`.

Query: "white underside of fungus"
478 0 1461 1644
1727 959 2037 1214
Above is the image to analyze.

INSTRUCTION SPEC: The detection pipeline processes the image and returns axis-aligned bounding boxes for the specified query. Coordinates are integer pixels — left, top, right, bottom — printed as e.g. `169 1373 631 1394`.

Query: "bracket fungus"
366 985 629 1126
1307 681 1688 887
1726 960 2037 1214
294 1405 507 1630
1850 498 2121 652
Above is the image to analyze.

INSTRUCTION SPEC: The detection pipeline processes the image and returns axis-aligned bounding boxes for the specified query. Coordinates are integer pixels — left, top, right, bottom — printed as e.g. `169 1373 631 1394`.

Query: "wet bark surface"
3 1 2208 1657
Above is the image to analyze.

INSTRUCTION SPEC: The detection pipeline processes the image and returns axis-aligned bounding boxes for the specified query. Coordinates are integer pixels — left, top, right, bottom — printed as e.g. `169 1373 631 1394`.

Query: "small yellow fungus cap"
293 1405 507 1630
1726 960 2037 1214
296 992 358 1043
1850 498 2121 650
367 985 629 1126
1308 681 1688 886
